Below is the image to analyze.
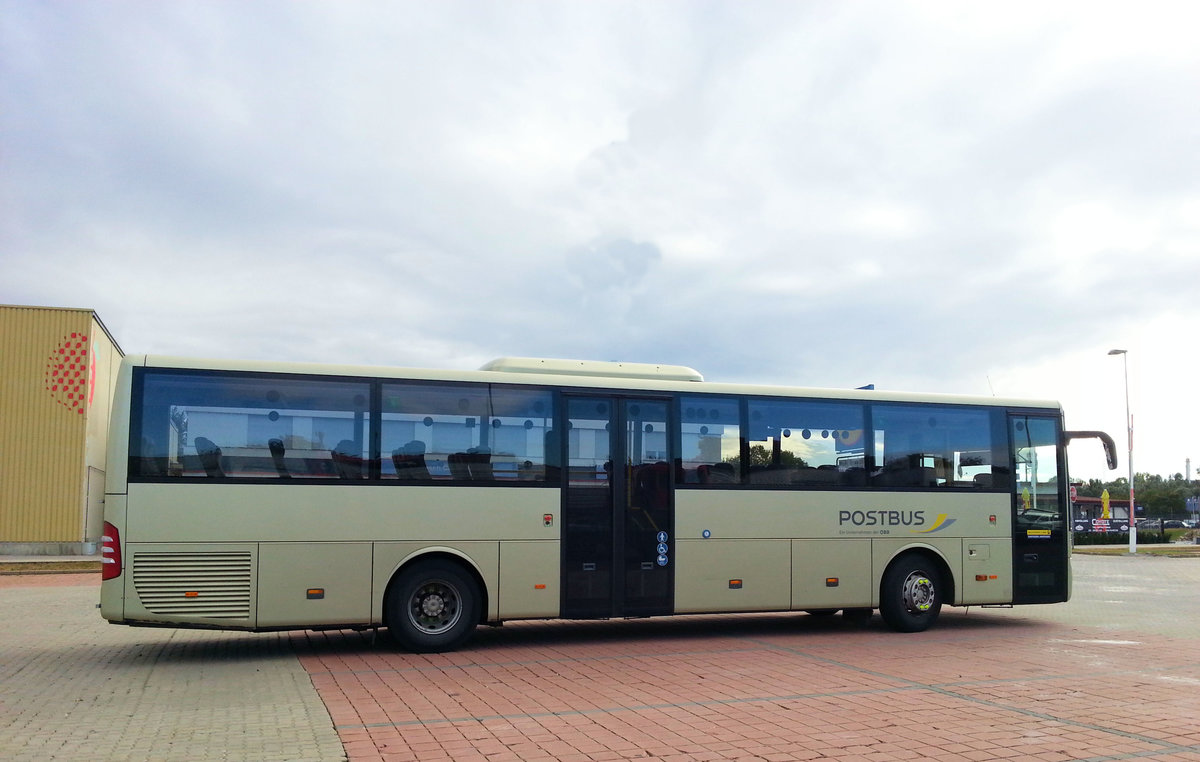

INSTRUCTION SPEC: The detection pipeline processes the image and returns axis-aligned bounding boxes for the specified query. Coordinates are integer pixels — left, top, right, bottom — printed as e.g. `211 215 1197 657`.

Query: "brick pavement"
297 611 1200 762
2 555 1198 761
0 572 344 761
295 553 1200 762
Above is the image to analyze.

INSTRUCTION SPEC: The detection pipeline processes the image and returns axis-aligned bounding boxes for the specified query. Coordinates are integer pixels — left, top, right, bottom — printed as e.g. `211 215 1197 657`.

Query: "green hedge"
1073 530 1166 545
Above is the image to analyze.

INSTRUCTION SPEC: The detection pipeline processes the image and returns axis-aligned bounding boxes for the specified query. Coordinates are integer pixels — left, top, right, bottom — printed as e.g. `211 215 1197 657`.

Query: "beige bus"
100 355 1114 652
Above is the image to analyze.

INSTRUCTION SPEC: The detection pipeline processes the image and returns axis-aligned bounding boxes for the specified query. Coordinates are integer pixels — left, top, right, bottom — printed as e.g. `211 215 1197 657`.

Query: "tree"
741 445 807 469
1072 471 1200 519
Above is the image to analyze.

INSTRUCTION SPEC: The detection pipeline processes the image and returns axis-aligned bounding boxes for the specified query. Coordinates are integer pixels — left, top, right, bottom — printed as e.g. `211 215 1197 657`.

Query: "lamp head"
1108 349 1127 356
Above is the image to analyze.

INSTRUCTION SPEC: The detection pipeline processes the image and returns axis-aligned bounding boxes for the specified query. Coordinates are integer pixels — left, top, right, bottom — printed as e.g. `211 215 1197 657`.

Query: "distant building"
1072 495 1132 519
0 305 123 555
1071 495 1132 533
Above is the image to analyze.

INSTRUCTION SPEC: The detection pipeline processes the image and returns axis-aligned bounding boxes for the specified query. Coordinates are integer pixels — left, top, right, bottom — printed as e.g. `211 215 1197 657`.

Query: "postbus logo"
912 513 956 534
837 510 956 534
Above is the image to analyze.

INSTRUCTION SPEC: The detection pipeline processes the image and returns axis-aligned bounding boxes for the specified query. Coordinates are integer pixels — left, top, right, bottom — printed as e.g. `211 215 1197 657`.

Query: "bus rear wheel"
879 555 942 633
386 560 480 653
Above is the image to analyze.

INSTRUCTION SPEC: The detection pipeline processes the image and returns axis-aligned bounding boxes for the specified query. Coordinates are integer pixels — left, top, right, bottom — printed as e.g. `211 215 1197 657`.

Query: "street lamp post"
1108 349 1135 554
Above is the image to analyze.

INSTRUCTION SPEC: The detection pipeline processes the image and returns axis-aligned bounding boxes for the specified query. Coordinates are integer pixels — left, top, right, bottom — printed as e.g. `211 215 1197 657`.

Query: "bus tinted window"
679 397 742 485
486 386 555 481
871 405 1007 489
381 383 555 482
746 399 866 487
132 371 372 479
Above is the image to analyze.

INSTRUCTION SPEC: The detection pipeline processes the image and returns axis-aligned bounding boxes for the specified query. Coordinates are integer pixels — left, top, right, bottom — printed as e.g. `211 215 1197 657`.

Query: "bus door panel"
621 399 673 616
1009 415 1069 604
562 396 674 619
562 397 615 618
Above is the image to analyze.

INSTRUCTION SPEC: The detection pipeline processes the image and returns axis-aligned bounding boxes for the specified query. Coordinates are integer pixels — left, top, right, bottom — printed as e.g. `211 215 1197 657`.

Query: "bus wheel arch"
384 553 487 653
878 549 953 633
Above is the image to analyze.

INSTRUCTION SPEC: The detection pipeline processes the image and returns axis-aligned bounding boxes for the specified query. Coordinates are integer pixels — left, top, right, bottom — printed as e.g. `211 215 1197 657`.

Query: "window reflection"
381 383 554 482
746 399 866 487
134 372 370 479
871 405 1009 489
679 397 742 485
1012 416 1060 526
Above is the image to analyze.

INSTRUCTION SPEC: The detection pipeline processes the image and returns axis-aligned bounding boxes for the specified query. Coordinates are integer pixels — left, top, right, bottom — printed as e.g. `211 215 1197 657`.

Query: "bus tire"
879 555 942 633
386 560 480 653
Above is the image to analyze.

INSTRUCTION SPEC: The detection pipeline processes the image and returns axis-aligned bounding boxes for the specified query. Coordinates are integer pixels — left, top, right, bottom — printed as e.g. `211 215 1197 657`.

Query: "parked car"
1162 520 1185 529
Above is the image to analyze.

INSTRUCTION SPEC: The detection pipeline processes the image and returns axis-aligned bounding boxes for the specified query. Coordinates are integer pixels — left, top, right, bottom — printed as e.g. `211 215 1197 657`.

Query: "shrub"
1073 530 1163 546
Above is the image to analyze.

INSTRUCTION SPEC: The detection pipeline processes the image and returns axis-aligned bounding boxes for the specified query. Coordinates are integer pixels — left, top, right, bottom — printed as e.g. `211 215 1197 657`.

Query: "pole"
1109 349 1135 554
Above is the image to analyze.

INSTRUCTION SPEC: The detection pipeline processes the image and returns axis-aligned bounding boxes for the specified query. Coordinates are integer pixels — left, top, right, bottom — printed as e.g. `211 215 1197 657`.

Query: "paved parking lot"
2 554 1198 761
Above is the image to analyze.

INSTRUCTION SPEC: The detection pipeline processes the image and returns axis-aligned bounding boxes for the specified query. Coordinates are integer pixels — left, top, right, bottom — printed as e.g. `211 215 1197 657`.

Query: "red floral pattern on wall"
45 333 89 414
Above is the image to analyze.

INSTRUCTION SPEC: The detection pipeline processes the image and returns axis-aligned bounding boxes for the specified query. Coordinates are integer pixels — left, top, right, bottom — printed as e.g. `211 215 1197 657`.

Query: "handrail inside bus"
1064 430 1118 470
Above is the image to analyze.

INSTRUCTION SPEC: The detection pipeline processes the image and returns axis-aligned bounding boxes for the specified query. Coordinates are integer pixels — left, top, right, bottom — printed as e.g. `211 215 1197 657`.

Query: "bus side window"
380 383 555 483
871 405 1004 489
679 397 743 486
132 370 372 481
744 399 865 488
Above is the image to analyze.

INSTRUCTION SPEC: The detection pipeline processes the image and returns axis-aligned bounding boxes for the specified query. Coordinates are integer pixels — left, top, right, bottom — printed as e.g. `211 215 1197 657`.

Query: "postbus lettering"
838 510 926 527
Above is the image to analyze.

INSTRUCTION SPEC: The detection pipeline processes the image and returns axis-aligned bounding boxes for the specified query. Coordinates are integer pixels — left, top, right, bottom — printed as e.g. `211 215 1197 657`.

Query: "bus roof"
479 356 704 382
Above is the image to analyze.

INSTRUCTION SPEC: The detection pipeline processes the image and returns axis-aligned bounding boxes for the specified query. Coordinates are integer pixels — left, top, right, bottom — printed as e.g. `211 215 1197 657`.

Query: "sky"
2 1 1197 481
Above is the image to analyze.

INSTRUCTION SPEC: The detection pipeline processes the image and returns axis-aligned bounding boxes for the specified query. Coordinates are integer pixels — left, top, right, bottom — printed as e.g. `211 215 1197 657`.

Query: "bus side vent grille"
132 552 253 619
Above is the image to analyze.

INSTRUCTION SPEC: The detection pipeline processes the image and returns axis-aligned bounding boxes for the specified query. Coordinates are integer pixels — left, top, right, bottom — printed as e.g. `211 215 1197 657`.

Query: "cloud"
566 238 662 290
2 0 1197 477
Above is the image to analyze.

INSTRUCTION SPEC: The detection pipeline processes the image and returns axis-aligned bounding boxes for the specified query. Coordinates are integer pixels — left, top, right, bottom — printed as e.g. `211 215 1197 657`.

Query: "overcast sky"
2 1 1197 480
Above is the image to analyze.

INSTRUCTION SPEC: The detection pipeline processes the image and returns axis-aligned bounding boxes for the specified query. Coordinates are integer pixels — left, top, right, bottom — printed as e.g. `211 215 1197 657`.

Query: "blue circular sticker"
656 554 669 567
657 531 668 543
702 529 711 539
657 543 668 555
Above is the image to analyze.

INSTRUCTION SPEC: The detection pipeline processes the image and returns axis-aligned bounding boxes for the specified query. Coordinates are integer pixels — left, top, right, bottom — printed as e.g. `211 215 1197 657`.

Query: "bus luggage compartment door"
257 542 372 627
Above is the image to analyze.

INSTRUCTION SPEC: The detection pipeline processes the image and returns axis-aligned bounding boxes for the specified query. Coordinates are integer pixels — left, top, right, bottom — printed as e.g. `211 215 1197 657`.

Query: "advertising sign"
1073 517 1130 533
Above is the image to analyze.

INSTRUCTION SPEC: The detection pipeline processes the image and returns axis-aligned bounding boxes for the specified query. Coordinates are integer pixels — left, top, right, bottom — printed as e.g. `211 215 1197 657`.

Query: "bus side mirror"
1064 430 1119 471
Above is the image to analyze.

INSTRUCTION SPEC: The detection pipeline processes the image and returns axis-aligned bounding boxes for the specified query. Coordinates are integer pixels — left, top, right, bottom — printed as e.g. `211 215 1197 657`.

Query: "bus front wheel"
386 560 480 653
879 555 942 633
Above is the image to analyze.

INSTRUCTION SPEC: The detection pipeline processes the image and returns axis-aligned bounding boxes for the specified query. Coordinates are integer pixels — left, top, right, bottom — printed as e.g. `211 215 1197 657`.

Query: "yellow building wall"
0 305 123 551
83 315 122 544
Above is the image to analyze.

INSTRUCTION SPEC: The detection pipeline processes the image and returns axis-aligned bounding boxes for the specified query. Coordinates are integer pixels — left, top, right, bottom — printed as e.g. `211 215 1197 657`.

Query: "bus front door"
562 397 674 619
1010 414 1070 604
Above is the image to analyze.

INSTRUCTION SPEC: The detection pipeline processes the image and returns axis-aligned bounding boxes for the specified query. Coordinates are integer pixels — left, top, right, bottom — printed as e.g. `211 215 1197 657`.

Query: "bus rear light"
100 521 121 581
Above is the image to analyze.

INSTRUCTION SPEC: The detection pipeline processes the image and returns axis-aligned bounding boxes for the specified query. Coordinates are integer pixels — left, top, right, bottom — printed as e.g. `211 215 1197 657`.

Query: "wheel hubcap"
421 594 446 618
409 581 461 634
902 571 935 613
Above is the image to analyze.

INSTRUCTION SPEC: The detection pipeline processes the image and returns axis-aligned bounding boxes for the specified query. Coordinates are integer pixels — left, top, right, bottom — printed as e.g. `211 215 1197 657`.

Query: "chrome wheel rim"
901 571 935 613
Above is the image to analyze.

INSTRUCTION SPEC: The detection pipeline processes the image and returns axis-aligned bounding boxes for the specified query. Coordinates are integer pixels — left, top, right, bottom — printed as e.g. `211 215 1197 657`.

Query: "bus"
100 355 1116 652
